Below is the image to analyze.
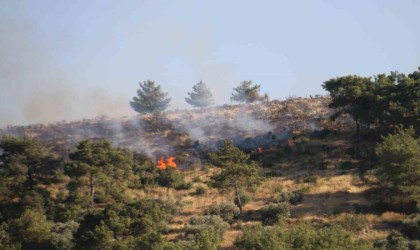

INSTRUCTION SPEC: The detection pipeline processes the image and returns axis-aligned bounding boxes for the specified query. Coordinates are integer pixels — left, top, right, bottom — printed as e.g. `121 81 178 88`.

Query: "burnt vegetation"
0 68 420 249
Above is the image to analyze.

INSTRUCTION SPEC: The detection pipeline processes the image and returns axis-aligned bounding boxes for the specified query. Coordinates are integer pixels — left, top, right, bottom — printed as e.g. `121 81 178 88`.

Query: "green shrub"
206 203 239 224
174 182 193 190
236 222 372 250
335 214 368 233
375 232 410 250
193 186 206 195
235 224 285 250
234 190 252 207
275 190 304 205
185 215 228 250
261 202 290 226
302 174 318 183
186 215 228 238
402 214 420 240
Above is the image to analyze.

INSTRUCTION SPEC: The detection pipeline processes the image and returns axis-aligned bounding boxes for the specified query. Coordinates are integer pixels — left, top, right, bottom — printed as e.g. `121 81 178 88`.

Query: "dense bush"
236 222 373 250
193 185 206 195
234 224 286 250
73 199 178 249
374 232 420 250
206 203 239 224
401 214 420 240
261 202 290 226
185 215 229 250
275 190 304 205
335 213 369 233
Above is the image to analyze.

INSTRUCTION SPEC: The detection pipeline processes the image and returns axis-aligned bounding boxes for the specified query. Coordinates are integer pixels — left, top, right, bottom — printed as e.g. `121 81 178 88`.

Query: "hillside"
0 97 351 159
0 96 417 250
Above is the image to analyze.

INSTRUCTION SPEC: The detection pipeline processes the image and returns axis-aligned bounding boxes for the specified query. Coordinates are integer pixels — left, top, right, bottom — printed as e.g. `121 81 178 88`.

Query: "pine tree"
0 136 59 192
185 81 214 108
209 140 262 214
130 80 171 114
66 140 133 206
231 80 268 103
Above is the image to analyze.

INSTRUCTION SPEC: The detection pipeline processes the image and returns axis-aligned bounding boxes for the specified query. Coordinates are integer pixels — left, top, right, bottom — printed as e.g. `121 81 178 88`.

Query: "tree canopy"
322 68 420 136
0 136 59 193
185 81 214 108
375 127 420 207
66 140 133 206
130 80 171 114
231 80 268 103
209 140 262 213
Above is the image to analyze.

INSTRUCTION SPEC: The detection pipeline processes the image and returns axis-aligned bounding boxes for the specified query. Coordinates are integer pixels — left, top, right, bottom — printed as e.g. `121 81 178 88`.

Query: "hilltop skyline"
1 0 419 126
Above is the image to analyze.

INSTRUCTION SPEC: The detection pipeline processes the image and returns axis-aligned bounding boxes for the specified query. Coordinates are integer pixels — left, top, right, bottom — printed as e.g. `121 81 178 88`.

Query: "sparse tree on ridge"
185 81 214 108
230 80 268 103
130 80 171 114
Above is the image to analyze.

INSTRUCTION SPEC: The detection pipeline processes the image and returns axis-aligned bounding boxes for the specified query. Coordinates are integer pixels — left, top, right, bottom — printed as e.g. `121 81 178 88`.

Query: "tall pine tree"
231 81 268 103
185 81 214 108
130 80 171 114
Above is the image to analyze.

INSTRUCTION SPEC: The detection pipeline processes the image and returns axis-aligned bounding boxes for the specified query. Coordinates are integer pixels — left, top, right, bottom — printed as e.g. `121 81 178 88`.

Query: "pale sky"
0 0 419 127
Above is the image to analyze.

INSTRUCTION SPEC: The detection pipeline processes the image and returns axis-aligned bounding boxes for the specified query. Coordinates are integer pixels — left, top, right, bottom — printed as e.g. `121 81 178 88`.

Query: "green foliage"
193 185 206 195
375 128 420 207
185 215 228 250
275 190 304 205
74 199 177 249
335 214 368 233
66 140 133 205
234 190 252 207
206 203 239 224
130 80 171 114
0 136 59 193
48 221 79 250
156 168 189 190
374 232 420 250
231 80 268 103
236 222 373 250
209 140 262 213
401 214 420 240
6 209 54 250
261 202 290 225
235 224 287 250
322 68 420 136
3 210 78 250
185 81 214 108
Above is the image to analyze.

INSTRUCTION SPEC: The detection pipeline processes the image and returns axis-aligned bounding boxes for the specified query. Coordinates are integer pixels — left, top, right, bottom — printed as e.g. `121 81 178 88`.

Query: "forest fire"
156 156 177 170
257 147 263 154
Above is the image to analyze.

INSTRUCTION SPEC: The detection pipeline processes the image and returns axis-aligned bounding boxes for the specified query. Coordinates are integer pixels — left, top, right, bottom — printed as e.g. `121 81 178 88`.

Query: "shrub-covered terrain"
1 67 419 249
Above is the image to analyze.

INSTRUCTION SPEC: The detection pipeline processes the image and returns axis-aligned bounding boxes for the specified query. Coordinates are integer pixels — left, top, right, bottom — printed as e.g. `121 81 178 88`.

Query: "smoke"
0 17 132 128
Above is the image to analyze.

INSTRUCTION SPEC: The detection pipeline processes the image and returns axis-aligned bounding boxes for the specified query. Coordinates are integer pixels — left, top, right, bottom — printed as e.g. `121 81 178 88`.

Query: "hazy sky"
1 0 419 127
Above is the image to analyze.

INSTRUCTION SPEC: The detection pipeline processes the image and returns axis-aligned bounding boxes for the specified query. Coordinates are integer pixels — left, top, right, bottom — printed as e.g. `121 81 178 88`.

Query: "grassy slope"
155 131 405 249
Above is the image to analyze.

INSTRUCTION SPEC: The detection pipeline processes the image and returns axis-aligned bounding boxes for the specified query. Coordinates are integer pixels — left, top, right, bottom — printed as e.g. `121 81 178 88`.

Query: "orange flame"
257 147 263 154
167 157 177 168
156 156 177 170
157 156 167 170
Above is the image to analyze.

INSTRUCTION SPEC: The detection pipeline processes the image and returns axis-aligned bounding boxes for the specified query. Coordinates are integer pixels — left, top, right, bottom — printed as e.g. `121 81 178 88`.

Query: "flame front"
257 147 263 154
156 156 177 170
167 157 177 168
157 156 167 170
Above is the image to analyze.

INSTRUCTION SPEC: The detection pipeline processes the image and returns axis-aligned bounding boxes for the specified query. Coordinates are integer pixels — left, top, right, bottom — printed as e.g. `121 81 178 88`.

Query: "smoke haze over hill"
1 1 419 127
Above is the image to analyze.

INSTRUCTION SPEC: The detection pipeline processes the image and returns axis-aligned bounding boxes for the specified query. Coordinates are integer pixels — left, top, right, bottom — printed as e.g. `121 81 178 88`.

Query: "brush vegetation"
0 67 420 249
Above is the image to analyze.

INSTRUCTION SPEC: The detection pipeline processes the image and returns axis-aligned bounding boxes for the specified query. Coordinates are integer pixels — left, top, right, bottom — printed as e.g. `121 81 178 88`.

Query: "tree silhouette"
209 140 262 214
185 81 214 108
130 80 171 114
231 80 268 103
